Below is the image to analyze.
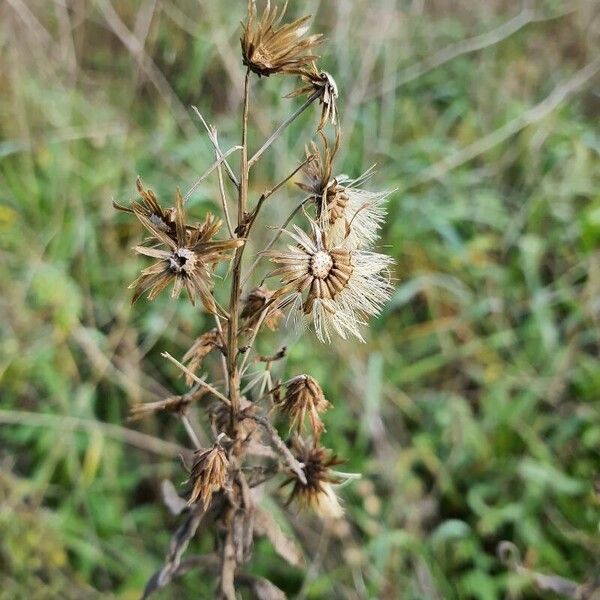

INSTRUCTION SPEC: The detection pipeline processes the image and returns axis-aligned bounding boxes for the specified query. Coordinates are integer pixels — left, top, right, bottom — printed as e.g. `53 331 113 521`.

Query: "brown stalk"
227 67 252 435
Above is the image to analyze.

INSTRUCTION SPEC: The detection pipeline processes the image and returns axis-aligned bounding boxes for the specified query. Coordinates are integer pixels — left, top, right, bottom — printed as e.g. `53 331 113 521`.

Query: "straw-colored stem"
227 68 251 433
248 90 320 167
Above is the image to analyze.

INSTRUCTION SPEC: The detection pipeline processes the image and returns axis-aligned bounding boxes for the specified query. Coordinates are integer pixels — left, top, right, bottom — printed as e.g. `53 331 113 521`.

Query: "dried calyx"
124 180 243 311
283 437 344 519
241 0 323 77
187 438 230 509
275 375 331 436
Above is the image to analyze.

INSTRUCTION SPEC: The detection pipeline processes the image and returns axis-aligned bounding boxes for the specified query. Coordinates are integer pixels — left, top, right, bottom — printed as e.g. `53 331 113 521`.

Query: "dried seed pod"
283 437 344 519
124 181 243 311
241 0 323 77
276 375 330 436
264 223 393 342
287 62 338 130
187 441 229 509
241 286 284 331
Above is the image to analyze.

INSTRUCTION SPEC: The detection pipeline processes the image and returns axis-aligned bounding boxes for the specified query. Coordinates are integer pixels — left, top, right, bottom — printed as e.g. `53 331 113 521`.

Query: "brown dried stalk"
116 2 394 597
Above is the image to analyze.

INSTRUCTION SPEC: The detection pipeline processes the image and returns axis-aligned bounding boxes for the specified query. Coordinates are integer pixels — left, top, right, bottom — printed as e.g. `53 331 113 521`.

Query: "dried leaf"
161 479 187 516
237 574 287 600
253 506 303 567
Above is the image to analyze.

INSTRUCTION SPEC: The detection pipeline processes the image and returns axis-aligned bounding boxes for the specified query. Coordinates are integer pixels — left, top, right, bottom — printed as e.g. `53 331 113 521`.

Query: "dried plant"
116 2 393 598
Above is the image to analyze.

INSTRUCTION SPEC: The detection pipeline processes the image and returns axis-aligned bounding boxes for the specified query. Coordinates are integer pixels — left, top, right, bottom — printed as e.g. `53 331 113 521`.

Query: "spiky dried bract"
277 375 330 436
298 137 388 249
287 62 338 130
241 0 323 77
241 286 284 331
126 181 243 311
182 328 223 386
187 442 229 509
284 438 343 519
265 224 393 342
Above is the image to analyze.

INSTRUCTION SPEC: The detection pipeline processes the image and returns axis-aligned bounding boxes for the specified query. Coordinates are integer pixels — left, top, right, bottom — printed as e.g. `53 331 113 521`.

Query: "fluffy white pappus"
322 168 392 250
268 225 394 343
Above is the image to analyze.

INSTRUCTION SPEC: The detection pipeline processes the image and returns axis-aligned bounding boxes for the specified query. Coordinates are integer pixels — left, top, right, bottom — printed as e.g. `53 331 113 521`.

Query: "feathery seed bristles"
283 438 344 519
298 137 389 249
241 0 323 77
265 223 393 342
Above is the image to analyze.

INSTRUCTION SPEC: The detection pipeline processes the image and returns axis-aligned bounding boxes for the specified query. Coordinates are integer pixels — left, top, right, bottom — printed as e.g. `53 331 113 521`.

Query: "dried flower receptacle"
125 182 243 311
241 0 323 77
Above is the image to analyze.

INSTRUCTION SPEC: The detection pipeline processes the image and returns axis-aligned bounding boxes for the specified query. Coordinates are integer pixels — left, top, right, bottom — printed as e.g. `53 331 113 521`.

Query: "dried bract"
126 182 243 311
276 375 330 436
287 62 338 130
187 442 230 509
284 438 343 519
265 224 393 342
241 286 284 331
182 328 223 386
241 0 323 77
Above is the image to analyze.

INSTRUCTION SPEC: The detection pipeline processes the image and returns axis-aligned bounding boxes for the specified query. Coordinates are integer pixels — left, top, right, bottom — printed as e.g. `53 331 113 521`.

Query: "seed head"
241 0 323 77
284 438 343 519
123 180 243 312
265 223 393 342
298 136 388 249
276 375 330 436
182 327 224 386
287 62 338 130
187 441 229 509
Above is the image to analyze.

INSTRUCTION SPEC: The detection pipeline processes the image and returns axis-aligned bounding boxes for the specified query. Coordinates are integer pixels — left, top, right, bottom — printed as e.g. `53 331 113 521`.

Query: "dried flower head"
187 441 229 509
276 375 330 436
265 223 393 342
298 136 388 249
287 62 338 130
126 181 243 311
241 0 323 77
241 286 284 331
284 438 343 519
182 328 224 386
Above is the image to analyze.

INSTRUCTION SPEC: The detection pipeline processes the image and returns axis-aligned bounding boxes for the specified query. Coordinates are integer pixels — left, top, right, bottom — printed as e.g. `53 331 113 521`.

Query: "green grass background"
1 0 599 598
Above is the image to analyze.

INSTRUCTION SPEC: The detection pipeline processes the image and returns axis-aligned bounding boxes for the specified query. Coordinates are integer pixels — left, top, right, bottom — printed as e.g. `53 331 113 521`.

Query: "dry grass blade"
253 506 303 567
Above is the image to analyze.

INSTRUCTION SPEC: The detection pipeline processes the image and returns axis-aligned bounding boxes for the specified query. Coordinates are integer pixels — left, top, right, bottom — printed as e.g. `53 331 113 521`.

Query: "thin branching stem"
192 106 240 188
244 414 306 485
248 90 320 167
184 145 241 202
227 68 251 432
161 352 231 406
246 155 313 234
241 196 312 287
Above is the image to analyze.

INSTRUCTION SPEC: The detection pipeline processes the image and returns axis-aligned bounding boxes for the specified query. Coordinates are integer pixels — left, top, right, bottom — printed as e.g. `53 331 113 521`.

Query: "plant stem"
248 90 320 167
241 196 312 287
227 68 251 433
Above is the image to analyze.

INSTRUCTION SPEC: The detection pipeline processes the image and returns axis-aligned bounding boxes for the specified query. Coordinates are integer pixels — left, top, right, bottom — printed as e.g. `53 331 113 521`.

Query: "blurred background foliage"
1 0 600 598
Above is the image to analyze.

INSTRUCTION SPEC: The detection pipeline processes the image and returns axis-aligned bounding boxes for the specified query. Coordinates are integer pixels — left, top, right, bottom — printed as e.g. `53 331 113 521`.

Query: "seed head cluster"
118 2 393 594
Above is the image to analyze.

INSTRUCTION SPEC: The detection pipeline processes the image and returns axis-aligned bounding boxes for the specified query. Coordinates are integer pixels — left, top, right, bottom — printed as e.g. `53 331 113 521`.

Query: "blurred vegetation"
1 0 600 598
